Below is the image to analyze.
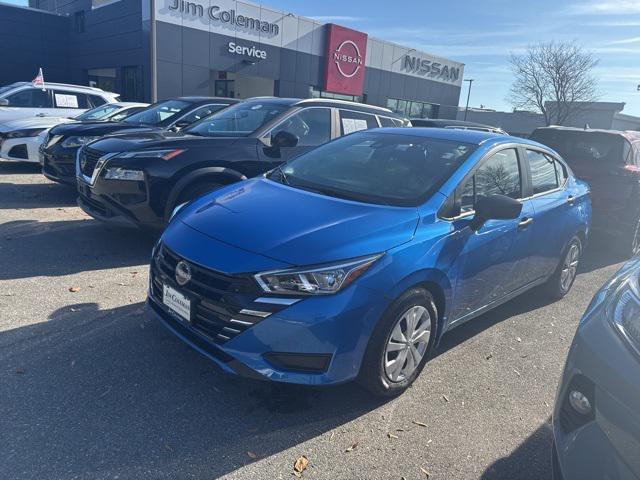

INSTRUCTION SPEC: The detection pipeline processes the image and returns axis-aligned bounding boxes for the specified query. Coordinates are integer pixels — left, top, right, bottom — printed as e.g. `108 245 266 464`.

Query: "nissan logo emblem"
175 261 192 286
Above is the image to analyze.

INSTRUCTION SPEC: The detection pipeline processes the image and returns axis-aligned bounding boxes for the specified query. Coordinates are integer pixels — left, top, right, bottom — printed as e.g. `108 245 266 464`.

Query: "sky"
5 0 640 115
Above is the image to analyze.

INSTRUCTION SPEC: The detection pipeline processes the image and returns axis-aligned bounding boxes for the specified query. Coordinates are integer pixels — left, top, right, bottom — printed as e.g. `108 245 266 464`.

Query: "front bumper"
553 297 640 479
77 172 163 230
0 135 42 163
146 226 391 386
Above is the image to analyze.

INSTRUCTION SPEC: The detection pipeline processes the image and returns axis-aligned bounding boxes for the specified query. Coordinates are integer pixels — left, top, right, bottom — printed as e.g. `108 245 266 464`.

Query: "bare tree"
508 42 599 126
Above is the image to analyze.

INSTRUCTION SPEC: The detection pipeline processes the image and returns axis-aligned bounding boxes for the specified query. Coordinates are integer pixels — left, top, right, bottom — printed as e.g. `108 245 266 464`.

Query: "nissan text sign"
323 24 368 96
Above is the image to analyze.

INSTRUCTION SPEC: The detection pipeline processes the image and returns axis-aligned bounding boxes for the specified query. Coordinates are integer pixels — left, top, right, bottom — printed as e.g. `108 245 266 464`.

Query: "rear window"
531 130 630 166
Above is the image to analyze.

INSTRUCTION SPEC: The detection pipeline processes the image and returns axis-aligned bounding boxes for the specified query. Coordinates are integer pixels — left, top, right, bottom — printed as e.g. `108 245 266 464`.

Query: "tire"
357 288 438 397
175 181 223 206
544 236 582 300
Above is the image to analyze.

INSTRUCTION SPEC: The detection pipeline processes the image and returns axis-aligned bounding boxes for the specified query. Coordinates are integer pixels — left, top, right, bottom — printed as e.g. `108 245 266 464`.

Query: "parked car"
530 127 640 254
0 102 147 164
146 128 590 396
76 97 407 230
0 82 119 122
552 257 640 480
411 118 508 135
42 97 237 185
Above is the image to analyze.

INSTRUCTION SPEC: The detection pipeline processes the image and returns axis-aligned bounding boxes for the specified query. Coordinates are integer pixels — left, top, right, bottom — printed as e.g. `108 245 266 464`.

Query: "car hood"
88 131 249 154
0 116 75 131
178 178 419 266
49 121 159 137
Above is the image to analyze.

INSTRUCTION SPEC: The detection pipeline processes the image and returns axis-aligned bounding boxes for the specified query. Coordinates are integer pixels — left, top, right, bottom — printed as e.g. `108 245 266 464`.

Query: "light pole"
463 79 474 121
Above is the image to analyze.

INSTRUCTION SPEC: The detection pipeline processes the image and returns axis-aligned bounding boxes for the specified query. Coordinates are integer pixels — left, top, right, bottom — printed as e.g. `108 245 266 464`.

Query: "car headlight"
104 168 145 181
610 269 640 355
254 254 383 295
5 128 46 138
115 149 186 161
61 136 100 148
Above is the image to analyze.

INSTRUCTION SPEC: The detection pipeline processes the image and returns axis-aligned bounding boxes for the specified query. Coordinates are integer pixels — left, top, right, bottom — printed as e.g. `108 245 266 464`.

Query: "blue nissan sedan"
147 128 591 396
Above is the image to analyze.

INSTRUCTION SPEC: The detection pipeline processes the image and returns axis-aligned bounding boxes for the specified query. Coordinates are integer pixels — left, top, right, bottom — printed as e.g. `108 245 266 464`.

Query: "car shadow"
0 302 386 480
0 219 157 280
480 420 553 479
0 161 41 175
579 231 630 274
0 176 78 209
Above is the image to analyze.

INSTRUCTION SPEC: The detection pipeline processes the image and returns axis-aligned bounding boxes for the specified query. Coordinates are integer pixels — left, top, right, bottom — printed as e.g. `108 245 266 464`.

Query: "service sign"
323 24 368 96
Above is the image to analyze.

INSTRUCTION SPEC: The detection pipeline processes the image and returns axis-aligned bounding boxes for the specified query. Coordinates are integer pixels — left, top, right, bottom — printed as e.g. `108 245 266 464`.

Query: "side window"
6 88 51 108
378 116 397 127
89 94 108 107
178 104 226 125
339 110 378 135
460 148 521 213
270 108 331 147
527 150 559 194
53 90 88 109
552 156 568 186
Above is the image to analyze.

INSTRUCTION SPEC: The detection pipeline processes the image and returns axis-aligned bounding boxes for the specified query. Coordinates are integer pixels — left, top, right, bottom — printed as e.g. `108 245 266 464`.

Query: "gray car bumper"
553 297 640 480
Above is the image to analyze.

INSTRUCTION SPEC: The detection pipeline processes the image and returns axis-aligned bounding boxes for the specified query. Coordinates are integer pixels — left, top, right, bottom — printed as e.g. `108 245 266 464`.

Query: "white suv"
0 82 120 122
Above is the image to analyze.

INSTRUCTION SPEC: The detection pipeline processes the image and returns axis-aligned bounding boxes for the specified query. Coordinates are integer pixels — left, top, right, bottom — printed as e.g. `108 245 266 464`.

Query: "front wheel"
358 288 437 397
544 236 582 300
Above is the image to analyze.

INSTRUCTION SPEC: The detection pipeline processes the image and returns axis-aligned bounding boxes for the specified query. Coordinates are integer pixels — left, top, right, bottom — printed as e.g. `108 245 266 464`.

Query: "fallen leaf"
247 451 258 459
293 455 309 473
485 353 493 360
420 466 431 477
388 433 399 439
68 287 81 293
412 421 428 427
516 337 522 343
345 442 358 453
442 394 449 403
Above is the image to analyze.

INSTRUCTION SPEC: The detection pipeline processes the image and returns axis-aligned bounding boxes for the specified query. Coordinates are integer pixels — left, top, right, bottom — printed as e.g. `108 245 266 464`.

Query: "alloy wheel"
560 243 580 292
384 305 431 383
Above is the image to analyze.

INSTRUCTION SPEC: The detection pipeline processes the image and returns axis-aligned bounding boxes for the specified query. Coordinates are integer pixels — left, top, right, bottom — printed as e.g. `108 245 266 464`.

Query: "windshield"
123 99 192 126
531 130 629 166
269 132 476 206
185 101 289 137
75 104 122 121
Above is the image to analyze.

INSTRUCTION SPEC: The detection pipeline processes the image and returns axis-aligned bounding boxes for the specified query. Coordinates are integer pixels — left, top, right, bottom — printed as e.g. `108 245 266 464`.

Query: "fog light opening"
569 389 592 416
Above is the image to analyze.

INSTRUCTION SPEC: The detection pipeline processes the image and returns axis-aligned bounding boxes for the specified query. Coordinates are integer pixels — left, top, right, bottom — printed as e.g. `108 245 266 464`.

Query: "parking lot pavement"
0 162 627 480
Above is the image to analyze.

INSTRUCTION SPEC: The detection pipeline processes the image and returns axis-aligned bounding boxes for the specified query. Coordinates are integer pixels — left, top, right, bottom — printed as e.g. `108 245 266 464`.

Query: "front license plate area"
163 284 191 323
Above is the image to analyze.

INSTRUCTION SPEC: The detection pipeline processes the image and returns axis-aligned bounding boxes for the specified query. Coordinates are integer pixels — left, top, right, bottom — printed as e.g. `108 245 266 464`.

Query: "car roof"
533 126 640 143
376 127 511 144
5 81 117 96
237 96 401 117
112 102 149 108
175 96 239 104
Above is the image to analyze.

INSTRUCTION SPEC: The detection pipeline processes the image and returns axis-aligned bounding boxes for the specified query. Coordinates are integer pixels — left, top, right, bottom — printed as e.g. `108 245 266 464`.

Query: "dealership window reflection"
387 98 439 119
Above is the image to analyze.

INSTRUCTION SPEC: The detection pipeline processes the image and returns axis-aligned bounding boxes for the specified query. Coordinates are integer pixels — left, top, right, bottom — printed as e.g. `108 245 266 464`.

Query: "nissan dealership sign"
323 24 368 96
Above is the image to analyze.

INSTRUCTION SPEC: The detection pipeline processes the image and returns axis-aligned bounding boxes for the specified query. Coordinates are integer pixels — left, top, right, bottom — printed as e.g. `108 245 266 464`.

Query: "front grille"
80 194 111 217
79 147 103 177
150 244 280 345
8 144 28 159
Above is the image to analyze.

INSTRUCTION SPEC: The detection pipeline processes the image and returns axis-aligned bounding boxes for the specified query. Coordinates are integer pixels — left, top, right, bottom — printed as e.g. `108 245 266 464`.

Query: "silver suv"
0 82 120 123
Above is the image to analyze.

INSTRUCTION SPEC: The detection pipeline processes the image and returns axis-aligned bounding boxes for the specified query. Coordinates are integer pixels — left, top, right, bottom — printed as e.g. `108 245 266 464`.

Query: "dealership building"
0 0 465 118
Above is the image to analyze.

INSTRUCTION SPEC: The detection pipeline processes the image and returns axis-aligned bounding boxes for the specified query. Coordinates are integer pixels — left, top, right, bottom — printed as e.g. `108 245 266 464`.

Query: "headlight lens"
104 168 145 181
610 269 640 355
61 136 100 148
254 254 383 295
115 149 185 161
6 128 46 138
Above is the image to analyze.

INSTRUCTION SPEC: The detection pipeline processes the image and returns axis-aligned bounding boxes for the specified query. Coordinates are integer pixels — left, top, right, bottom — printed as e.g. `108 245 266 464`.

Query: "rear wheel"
544 236 582 300
358 288 437 397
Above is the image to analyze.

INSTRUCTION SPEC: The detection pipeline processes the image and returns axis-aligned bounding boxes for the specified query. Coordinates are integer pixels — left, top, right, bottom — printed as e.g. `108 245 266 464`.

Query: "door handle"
567 195 575 205
518 217 533 230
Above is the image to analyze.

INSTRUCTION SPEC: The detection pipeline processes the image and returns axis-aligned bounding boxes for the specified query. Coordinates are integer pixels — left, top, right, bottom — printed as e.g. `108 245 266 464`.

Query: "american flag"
32 68 45 91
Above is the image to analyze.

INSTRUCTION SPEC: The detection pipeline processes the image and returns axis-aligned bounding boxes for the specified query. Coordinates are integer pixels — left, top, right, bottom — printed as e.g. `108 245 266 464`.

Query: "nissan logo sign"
332 40 363 78
175 261 192 286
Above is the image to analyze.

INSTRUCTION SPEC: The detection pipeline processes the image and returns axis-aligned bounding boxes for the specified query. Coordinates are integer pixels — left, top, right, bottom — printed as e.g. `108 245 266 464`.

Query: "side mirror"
470 194 522 232
171 120 191 131
271 130 298 149
0 98 9 106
